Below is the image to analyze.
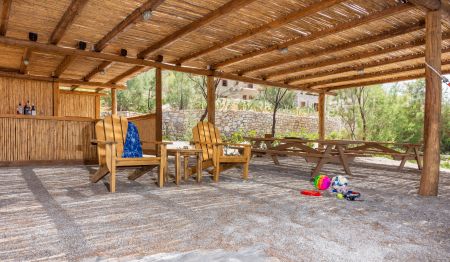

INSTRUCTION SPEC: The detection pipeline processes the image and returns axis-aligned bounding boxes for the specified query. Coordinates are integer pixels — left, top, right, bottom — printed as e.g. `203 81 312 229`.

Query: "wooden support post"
419 10 442 196
111 88 117 115
52 82 60 116
318 93 325 141
207 75 215 124
95 95 100 119
155 67 162 141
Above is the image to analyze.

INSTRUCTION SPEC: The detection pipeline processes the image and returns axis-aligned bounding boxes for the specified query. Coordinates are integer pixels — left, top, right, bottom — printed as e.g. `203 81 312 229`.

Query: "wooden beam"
155 67 162 141
207 75 215 124
318 93 325 141
420 9 442 197
0 70 126 89
0 0 12 36
308 60 450 89
0 35 323 93
325 68 450 91
288 47 450 84
94 0 165 52
19 48 33 74
210 4 413 69
95 95 100 119
267 33 450 79
176 0 346 64
239 22 424 75
95 65 146 92
137 0 258 59
49 0 89 45
84 61 113 81
111 88 117 115
60 90 107 96
54 55 75 77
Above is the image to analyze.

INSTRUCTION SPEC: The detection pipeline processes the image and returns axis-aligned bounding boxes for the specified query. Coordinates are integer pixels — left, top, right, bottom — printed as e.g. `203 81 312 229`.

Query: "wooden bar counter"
0 114 97 166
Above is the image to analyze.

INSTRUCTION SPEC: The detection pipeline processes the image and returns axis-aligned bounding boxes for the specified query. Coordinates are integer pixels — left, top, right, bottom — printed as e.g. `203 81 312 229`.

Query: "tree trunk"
200 107 207 121
271 106 278 137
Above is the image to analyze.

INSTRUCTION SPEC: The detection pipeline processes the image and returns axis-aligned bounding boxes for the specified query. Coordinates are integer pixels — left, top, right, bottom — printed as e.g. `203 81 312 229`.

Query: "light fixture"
279 47 288 54
357 68 365 75
28 32 38 42
23 58 29 65
78 41 87 50
120 48 128 57
100 69 106 75
142 10 153 21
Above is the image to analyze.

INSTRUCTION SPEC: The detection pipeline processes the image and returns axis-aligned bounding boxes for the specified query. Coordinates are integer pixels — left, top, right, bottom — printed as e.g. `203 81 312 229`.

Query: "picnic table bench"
245 137 423 177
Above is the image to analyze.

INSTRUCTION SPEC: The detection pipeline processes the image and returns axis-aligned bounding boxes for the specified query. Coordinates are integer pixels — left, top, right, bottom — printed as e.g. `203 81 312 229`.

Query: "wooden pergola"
0 0 448 196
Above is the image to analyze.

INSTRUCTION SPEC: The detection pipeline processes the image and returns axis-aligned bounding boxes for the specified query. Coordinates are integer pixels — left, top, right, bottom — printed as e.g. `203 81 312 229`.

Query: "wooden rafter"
136 0 258 59
409 0 450 22
95 65 146 92
82 1 165 86
211 3 414 69
325 69 450 91
53 55 76 78
0 0 12 36
267 33 450 79
19 48 33 74
175 0 346 65
0 35 327 93
94 0 165 52
49 0 89 45
0 70 125 89
307 60 450 89
240 21 424 75
84 61 113 81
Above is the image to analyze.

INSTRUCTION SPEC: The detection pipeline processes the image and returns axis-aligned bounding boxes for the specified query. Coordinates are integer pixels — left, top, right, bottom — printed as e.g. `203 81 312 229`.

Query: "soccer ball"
331 175 349 193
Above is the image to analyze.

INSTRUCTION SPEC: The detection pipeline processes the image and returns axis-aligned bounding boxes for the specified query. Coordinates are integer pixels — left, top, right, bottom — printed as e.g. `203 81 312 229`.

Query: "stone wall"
162 110 344 140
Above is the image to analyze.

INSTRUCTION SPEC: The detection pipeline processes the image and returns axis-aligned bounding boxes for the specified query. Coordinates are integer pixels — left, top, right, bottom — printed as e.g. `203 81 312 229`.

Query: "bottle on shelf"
31 104 36 116
24 100 31 115
17 101 23 115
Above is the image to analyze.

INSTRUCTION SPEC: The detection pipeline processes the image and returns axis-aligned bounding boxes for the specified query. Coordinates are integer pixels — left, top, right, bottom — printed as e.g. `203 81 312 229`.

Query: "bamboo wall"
0 76 54 115
0 115 97 164
60 93 97 119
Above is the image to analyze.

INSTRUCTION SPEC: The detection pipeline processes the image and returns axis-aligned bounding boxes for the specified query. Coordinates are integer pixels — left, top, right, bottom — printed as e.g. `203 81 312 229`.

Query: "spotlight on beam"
357 68 365 75
120 49 128 57
23 59 30 65
78 41 87 50
28 32 38 42
142 10 153 21
100 69 106 75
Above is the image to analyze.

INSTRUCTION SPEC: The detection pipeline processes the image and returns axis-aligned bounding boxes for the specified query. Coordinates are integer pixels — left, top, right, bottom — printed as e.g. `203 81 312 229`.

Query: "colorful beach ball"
313 174 331 190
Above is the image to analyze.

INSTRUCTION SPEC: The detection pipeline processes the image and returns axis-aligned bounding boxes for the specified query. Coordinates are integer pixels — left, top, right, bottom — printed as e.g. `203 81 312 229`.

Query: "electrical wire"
425 62 450 87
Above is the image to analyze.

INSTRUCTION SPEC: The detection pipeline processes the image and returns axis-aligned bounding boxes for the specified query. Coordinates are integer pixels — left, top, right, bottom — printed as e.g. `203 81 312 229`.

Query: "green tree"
260 86 296 136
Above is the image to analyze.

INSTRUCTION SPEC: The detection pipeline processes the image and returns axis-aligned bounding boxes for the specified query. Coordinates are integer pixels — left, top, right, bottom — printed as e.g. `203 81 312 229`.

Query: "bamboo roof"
0 0 449 92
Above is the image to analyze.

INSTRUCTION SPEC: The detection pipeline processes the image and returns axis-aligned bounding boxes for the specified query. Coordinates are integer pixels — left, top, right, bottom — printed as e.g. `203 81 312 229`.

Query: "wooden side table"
167 148 203 185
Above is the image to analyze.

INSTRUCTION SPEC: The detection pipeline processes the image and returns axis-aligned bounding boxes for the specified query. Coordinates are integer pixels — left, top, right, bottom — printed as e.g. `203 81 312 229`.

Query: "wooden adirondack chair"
191 121 251 182
91 115 167 192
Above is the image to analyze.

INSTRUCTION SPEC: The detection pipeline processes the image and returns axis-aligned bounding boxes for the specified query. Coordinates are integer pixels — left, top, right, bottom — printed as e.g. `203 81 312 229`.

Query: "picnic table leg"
175 151 180 185
183 155 189 181
196 153 202 183
336 145 352 176
271 154 280 165
311 145 333 178
398 146 413 171
414 146 423 170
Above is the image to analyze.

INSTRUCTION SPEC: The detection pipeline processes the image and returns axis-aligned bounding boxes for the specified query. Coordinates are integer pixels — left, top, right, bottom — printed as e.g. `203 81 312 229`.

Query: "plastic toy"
300 190 321 197
313 174 331 190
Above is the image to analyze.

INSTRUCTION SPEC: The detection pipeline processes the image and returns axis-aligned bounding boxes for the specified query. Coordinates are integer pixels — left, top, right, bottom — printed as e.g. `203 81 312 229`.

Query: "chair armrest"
223 143 251 148
192 142 224 146
140 140 172 145
91 139 117 145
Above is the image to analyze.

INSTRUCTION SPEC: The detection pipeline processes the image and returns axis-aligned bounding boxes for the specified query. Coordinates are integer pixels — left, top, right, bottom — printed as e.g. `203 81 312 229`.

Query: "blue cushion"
122 122 143 158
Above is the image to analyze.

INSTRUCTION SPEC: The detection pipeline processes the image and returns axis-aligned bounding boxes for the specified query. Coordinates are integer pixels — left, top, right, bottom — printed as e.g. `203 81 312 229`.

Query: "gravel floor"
0 156 449 262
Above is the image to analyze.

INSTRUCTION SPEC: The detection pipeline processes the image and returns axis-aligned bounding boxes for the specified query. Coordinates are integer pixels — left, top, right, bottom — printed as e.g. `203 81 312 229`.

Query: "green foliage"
330 79 450 154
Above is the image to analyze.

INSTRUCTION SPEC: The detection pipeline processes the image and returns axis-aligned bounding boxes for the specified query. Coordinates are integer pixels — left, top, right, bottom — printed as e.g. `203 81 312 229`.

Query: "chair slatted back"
95 116 128 164
192 121 222 161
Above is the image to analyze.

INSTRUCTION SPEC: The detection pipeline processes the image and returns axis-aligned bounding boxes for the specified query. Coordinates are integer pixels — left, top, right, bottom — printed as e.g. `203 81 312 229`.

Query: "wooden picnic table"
244 137 423 177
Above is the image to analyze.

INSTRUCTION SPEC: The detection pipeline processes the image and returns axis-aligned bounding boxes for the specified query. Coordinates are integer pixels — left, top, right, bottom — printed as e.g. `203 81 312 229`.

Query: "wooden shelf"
0 114 96 122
